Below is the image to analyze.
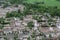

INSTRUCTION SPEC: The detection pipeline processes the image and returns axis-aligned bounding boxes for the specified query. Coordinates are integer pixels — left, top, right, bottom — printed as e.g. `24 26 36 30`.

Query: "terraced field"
26 0 60 8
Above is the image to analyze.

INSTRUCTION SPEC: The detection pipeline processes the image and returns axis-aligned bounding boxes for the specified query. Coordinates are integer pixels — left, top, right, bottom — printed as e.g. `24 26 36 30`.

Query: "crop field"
26 0 60 8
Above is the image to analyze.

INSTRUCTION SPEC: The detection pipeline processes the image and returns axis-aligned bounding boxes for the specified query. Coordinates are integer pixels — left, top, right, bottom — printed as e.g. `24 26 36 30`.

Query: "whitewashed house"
3 27 12 34
56 17 60 29
0 38 5 40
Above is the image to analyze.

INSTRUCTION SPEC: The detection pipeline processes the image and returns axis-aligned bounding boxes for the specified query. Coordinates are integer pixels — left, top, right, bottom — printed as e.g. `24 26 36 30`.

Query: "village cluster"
0 1 60 40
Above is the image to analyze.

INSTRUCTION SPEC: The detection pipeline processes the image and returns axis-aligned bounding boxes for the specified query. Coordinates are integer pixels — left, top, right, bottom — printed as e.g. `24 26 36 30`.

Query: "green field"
26 0 60 8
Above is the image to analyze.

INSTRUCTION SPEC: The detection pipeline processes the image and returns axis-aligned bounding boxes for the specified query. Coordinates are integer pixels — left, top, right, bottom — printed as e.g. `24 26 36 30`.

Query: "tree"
18 9 21 13
27 21 34 29
0 17 10 29
56 0 60 1
14 32 18 40
27 37 30 40
31 32 36 38
0 18 5 29
4 37 8 40
2 3 10 8
6 11 23 18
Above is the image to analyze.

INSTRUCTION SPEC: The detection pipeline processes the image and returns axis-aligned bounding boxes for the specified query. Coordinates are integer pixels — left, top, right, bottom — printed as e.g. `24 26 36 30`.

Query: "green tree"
27 37 30 40
0 17 10 29
6 11 24 19
27 21 34 29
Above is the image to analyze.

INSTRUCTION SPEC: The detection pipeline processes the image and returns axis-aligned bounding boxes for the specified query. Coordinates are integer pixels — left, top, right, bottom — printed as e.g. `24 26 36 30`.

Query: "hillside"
26 0 60 8
0 0 4 1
